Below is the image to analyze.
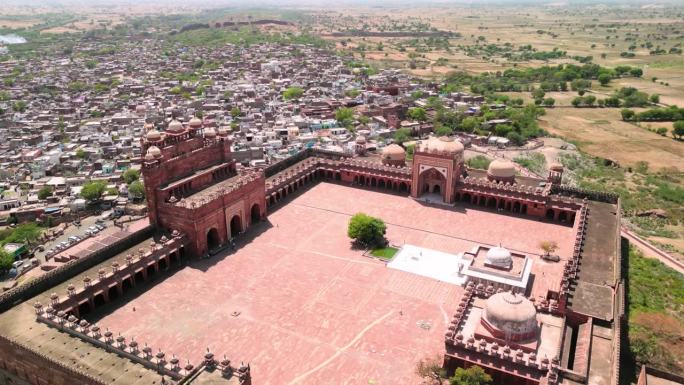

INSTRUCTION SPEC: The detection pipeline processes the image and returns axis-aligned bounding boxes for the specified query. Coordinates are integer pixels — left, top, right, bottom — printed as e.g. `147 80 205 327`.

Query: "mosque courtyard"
91 182 578 385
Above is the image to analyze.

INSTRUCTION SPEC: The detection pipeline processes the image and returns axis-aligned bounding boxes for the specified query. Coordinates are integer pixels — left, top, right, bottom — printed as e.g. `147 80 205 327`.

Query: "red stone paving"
95 184 576 385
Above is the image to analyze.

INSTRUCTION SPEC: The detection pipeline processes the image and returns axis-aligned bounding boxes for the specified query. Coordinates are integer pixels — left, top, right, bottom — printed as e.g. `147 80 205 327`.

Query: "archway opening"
159 258 168 271
122 278 133 293
559 211 568 222
230 215 242 238
432 184 441 194
78 302 92 316
399 182 407 192
146 265 156 278
251 204 261 224
487 198 497 209
462 193 471 203
546 209 555 220
513 201 521 213
207 228 220 250
108 286 119 301
94 293 106 307
134 271 145 284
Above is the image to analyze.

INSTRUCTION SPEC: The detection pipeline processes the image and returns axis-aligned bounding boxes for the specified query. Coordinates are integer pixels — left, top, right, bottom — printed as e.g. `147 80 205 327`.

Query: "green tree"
407 107 428 122
37 186 53 200
75 149 87 159
598 73 612 86
434 124 454 136
542 98 555 107
12 100 27 113
0 249 14 272
673 121 684 140
347 213 387 247
650 94 660 104
106 187 119 196
282 87 304 100
449 366 492 385
335 107 355 127
230 106 241 118
80 181 107 202
122 168 140 185
128 180 145 199
621 108 636 121
393 128 412 145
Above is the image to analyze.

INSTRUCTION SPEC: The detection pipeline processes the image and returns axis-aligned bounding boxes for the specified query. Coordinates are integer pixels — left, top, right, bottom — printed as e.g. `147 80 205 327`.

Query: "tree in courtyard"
393 128 412 145
0 249 14 272
128 180 145 200
449 366 492 385
673 121 684 140
282 86 304 100
539 240 559 256
37 186 53 200
347 213 387 247
80 181 107 202
335 107 355 127
75 148 87 159
122 168 140 185
415 355 447 383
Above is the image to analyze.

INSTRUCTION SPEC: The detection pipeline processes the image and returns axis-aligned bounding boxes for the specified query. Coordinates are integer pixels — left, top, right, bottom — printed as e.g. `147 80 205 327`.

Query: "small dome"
167 120 184 133
487 159 516 179
135 105 147 114
549 162 563 171
483 292 538 341
146 129 161 141
421 136 464 156
204 127 217 138
382 144 405 160
288 126 300 135
355 135 367 145
485 246 512 269
218 126 230 136
189 117 203 128
146 146 162 159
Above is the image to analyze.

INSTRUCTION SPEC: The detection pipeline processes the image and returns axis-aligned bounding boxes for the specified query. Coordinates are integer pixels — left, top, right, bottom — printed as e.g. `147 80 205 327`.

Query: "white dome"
189 117 203 128
382 144 405 160
204 127 217 138
421 136 464 156
483 292 538 341
167 120 184 133
146 146 162 159
485 246 512 269
487 159 516 179
146 129 161 141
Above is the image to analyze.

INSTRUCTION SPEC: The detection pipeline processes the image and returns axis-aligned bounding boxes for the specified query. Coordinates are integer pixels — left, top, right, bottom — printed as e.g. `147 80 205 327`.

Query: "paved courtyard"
93 183 577 385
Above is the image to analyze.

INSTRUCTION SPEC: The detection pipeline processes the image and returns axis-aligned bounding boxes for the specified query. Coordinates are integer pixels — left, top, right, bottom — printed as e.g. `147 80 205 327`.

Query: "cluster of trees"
443 63 643 95
0 223 44 271
123 169 145 200
622 106 684 122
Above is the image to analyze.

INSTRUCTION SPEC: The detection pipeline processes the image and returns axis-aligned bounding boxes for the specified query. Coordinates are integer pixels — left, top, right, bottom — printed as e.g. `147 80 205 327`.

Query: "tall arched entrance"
416 167 447 202
251 204 261 224
207 228 220 250
230 215 242 238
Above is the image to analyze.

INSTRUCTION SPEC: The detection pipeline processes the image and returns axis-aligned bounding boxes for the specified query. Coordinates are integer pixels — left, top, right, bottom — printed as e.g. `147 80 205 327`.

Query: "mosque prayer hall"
0 119 623 385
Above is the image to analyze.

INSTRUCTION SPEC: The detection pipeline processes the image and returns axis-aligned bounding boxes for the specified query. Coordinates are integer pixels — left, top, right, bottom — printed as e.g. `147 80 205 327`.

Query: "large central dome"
482 291 538 342
420 136 464 157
